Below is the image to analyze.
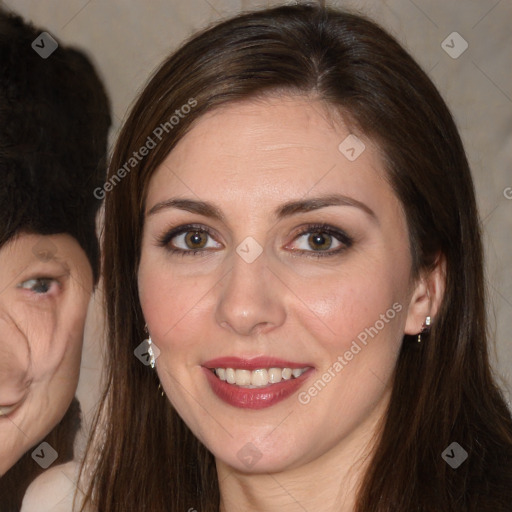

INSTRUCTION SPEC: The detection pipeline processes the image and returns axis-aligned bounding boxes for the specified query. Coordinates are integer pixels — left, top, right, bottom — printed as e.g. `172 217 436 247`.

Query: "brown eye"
160 225 223 255
287 224 353 257
184 231 208 249
307 232 333 251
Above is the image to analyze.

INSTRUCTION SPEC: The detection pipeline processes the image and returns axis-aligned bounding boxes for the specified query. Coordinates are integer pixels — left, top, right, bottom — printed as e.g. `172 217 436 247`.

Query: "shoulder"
21 461 80 512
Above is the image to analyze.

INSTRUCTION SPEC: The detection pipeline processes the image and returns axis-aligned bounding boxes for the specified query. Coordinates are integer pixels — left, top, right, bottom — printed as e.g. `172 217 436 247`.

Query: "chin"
210 431 311 474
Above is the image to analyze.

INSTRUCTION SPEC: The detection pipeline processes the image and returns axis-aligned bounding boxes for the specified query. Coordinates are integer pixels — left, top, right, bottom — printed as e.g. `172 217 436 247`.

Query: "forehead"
146 96 391 213
0 233 86 277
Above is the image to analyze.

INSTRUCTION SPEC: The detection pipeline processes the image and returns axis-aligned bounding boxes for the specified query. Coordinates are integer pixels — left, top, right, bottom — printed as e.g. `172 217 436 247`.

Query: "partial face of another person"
0 233 92 475
138 96 431 473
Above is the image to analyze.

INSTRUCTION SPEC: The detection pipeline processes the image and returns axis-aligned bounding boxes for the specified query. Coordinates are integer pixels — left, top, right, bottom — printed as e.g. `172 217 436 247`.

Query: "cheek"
293 273 406 431
11 291 88 383
10 301 59 365
292 262 403 345
289 265 408 418
138 257 212 346
55 293 90 375
0 314 31 405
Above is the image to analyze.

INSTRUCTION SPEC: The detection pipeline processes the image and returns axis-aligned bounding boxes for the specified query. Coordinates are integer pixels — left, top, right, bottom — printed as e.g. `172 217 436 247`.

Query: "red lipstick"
202 357 313 410
203 356 310 371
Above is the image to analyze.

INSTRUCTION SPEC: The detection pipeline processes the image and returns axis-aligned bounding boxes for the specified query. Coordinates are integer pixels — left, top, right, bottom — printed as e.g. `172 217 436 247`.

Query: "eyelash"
18 277 59 295
157 223 353 258
157 224 219 257
290 223 353 258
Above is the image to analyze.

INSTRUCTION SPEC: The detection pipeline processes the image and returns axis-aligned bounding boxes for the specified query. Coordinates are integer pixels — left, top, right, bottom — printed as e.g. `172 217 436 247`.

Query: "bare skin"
138 96 445 511
0 233 92 476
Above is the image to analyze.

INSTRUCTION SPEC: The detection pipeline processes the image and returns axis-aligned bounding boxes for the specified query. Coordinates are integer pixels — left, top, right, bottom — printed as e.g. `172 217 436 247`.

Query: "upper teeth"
214 367 308 387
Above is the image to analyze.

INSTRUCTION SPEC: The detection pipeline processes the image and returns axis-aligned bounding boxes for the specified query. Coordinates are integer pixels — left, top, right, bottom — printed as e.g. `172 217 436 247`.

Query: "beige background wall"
3 0 511 437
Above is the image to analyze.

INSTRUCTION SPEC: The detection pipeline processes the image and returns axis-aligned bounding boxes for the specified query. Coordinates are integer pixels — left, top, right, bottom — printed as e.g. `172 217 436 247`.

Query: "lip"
202 362 314 410
203 356 312 371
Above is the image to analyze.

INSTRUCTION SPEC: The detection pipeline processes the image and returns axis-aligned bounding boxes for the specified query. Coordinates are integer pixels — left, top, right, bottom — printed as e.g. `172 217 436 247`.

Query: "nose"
215 250 286 337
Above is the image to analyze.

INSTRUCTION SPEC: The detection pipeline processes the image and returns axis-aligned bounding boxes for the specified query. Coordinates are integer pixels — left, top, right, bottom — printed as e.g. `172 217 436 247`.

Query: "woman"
0 7 110 510
80 3 512 511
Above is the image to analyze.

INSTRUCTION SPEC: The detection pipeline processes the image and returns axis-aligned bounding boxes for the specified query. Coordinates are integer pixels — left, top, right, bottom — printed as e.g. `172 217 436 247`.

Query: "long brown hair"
80 4 512 511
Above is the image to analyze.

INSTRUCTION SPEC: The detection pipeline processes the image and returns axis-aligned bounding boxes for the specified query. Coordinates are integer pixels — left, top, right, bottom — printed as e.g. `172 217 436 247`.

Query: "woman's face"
138 96 429 473
0 233 92 475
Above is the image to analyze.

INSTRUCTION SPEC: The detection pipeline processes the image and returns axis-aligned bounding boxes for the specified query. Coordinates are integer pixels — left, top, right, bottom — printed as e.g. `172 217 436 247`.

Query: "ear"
404 253 446 335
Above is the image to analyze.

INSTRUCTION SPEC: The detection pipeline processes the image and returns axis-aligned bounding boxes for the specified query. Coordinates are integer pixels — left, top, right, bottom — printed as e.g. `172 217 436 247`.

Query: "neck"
218 462 359 512
217 390 389 512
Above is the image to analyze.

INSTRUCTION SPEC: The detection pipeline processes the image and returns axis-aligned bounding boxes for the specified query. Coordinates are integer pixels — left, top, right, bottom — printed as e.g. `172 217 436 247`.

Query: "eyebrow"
147 194 377 223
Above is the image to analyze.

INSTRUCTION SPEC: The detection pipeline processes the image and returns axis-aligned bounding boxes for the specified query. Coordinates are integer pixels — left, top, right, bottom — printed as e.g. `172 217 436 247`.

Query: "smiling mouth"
210 366 310 388
203 358 314 409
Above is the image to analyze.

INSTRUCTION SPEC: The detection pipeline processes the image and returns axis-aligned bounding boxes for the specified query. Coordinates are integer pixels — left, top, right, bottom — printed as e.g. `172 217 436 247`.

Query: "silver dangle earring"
144 324 156 368
147 336 156 368
143 324 164 396
417 315 431 343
